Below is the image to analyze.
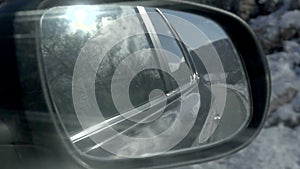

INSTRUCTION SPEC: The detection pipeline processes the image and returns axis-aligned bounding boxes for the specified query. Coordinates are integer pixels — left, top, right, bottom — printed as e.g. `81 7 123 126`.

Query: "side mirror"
37 1 270 168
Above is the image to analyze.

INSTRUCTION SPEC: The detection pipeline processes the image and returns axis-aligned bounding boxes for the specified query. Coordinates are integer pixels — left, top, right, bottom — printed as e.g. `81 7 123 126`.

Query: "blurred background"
179 0 300 168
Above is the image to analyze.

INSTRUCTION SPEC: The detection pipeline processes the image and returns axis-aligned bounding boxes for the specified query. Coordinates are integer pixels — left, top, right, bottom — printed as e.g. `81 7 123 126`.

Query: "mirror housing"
0 0 270 169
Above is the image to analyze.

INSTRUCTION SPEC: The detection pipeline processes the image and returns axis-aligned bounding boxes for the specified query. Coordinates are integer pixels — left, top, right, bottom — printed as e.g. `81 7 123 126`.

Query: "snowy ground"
181 126 300 169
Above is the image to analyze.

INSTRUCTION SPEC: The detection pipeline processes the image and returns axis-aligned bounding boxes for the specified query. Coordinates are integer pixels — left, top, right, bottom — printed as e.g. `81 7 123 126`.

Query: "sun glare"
64 6 98 33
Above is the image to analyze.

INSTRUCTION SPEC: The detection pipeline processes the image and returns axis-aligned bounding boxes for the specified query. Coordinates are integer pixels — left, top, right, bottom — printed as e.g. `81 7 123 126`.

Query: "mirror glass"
40 5 251 159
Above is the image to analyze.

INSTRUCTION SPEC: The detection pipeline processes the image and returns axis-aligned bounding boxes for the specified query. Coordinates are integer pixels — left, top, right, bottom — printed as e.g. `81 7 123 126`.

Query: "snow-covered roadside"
266 41 300 128
180 125 300 169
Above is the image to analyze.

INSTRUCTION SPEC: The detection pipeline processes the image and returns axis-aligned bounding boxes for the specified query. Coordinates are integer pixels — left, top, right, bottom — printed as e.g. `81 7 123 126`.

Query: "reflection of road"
180 85 249 147
206 87 249 143
187 38 250 145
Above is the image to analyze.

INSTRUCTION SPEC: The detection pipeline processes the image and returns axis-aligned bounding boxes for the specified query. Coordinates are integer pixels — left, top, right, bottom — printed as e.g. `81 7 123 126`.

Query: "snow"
178 125 300 169
266 40 300 127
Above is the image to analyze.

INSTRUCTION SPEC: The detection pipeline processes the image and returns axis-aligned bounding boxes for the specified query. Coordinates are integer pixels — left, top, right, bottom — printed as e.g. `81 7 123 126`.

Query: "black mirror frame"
36 1 271 169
